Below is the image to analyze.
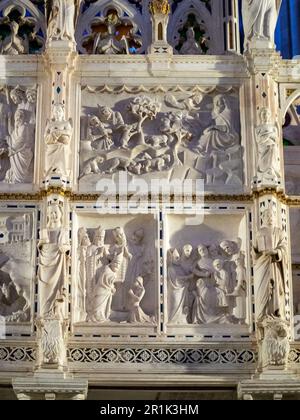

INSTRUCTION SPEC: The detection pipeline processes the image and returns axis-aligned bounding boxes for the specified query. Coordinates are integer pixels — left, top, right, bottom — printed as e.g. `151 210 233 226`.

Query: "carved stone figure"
259 316 290 369
77 227 91 321
92 11 128 55
242 0 282 48
38 204 70 318
167 248 192 324
253 207 287 322
0 21 29 55
192 245 230 324
47 0 76 42
5 109 34 184
196 95 239 154
255 108 281 185
87 115 113 151
44 103 73 177
127 277 153 323
180 27 203 55
98 105 124 128
230 253 247 324
89 253 122 323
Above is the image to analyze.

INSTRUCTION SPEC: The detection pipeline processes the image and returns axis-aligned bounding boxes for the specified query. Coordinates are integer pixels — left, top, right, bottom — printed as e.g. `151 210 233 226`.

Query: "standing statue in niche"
0 21 29 55
253 206 287 322
47 0 76 42
242 0 282 48
180 27 203 55
255 107 281 185
5 109 34 184
38 203 70 318
44 103 73 177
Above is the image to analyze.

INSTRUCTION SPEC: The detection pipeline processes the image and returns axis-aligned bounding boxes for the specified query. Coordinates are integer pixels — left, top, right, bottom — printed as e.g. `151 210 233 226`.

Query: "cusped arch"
282 90 300 120
75 0 151 54
0 0 46 36
168 0 217 54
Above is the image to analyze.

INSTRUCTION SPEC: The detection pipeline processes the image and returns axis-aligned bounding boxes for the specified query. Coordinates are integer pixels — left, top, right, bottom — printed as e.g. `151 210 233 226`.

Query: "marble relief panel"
164 211 252 335
0 85 37 191
79 86 243 194
0 208 36 332
71 209 159 334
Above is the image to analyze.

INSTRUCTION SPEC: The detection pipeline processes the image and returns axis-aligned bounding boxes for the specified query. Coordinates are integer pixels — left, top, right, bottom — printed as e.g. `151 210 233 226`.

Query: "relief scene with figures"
79 86 243 192
74 214 157 326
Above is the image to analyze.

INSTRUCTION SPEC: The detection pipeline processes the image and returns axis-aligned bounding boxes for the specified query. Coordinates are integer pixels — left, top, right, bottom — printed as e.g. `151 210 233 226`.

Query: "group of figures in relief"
77 225 155 324
167 240 247 325
80 91 244 188
0 214 33 322
0 86 36 184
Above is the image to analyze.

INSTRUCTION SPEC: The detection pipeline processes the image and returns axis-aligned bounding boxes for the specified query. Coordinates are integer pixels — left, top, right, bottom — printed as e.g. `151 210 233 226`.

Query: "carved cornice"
81 84 239 94
0 190 299 206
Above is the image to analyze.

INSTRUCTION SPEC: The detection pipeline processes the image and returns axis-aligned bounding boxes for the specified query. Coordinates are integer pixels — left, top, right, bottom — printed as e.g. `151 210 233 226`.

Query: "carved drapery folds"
242 0 282 50
0 85 37 186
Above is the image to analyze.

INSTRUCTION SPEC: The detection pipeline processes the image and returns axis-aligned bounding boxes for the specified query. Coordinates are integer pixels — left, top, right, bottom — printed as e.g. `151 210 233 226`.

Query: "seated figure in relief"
196 95 239 155
87 115 113 151
180 27 203 55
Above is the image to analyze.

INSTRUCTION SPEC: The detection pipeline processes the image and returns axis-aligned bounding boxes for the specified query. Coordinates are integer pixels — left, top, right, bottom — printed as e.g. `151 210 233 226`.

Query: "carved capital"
149 0 171 16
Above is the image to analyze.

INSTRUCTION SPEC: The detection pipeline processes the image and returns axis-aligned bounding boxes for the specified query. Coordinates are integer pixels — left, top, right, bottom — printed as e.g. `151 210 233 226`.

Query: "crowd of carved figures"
0 86 36 185
167 240 247 325
76 224 155 324
80 91 244 189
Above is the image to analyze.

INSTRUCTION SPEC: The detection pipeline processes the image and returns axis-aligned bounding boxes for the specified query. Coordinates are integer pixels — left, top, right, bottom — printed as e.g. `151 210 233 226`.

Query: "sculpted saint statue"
242 0 282 48
255 107 281 184
47 0 76 42
5 109 34 184
38 204 70 318
44 103 73 177
253 206 287 322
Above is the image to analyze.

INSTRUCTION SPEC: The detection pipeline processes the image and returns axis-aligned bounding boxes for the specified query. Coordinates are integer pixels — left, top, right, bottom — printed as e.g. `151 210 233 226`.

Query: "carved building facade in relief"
0 0 299 401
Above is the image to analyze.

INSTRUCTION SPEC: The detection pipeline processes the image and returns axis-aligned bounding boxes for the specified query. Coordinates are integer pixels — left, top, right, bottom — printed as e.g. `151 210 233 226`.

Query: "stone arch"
75 0 150 54
282 89 300 119
0 0 46 52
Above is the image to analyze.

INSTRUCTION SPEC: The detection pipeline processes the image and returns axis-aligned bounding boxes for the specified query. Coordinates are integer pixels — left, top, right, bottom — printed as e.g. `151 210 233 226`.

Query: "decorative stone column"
223 0 240 53
238 8 298 398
